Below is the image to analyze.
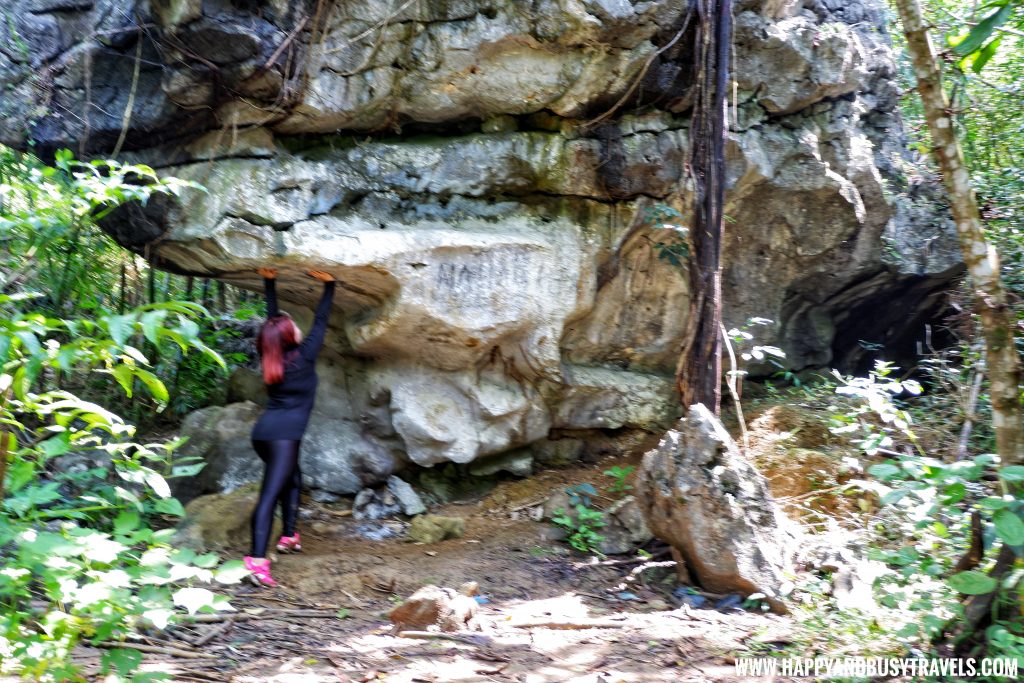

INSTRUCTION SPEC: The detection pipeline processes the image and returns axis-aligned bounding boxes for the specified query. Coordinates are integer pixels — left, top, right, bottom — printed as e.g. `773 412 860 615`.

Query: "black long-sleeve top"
251 277 336 441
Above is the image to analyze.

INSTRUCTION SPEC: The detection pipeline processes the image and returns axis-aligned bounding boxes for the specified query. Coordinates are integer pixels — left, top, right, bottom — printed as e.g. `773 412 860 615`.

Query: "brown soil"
72 456 807 682
744 405 865 523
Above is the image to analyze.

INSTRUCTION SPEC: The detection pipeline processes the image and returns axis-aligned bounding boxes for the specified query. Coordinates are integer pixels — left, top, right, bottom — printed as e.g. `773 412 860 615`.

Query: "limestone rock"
532 438 585 467
175 485 274 551
352 487 402 521
554 366 678 430
1 0 962 480
638 404 797 613
388 584 481 632
386 475 427 516
606 495 653 546
407 514 466 544
468 448 534 478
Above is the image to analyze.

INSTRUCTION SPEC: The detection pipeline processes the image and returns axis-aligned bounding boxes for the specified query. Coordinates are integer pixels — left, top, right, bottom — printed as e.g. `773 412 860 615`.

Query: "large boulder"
0 0 961 487
638 404 797 613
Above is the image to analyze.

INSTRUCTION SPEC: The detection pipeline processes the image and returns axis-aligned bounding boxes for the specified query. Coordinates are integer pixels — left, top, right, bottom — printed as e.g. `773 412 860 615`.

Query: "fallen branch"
95 641 216 659
191 616 236 647
573 547 672 569
186 608 348 623
510 619 627 630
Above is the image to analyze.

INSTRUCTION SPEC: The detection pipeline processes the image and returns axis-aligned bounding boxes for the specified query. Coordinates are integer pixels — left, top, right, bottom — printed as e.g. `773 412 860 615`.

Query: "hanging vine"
676 0 734 414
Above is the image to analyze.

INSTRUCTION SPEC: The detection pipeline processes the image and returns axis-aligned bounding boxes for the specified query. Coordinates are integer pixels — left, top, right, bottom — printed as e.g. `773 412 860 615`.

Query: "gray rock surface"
386 475 428 516
637 404 797 613
352 487 402 521
1 0 962 491
467 448 534 478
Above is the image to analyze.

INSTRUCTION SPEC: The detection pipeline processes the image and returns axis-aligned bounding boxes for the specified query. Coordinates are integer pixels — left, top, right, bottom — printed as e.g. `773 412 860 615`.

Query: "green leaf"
153 497 185 517
133 368 169 406
993 509 1024 546
948 570 998 595
953 3 1014 57
112 364 134 398
140 309 168 345
38 433 71 458
105 314 136 347
214 560 249 585
971 35 1002 73
5 459 35 494
193 552 220 569
101 647 143 677
14 330 41 355
144 470 171 499
172 587 216 615
998 466 1024 483
868 463 900 481
114 509 141 535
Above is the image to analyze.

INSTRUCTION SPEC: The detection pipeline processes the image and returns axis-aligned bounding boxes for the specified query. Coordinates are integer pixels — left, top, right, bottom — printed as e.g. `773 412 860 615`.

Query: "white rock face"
1 0 962 494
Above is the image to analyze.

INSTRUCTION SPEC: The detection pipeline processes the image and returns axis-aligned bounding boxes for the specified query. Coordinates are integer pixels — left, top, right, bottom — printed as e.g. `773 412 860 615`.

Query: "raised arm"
299 279 335 361
257 267 279 317
264 278 279 317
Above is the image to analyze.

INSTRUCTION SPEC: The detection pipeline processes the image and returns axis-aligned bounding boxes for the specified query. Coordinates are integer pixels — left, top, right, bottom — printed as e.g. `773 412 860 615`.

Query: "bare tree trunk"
676 0 733 415
119 260 127 314
895 0 1022 468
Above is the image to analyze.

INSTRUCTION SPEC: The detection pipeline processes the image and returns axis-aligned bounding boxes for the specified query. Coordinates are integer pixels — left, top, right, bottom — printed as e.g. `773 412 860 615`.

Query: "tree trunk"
895 0 1022 468
676 0 733 415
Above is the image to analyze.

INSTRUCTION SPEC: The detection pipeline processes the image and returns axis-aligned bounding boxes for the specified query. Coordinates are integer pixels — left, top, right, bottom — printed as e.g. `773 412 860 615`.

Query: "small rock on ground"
407 514 465 544
389 583 482 632
387 475 427 515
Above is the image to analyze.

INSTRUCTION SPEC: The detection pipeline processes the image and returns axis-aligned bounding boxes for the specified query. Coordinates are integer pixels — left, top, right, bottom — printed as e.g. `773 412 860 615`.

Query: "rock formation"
638 403 797 612
0 0 961 494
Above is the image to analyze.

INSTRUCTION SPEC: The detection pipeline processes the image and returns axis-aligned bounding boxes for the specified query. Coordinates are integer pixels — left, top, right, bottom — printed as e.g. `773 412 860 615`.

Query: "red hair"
257 315 299 385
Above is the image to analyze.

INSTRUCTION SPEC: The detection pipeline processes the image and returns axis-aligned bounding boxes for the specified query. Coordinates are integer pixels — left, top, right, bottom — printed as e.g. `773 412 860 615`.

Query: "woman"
244 266 336 587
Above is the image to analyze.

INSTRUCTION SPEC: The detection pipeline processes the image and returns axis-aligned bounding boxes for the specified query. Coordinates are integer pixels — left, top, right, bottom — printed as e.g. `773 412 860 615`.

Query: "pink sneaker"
275 532 302 554
243 556 278 587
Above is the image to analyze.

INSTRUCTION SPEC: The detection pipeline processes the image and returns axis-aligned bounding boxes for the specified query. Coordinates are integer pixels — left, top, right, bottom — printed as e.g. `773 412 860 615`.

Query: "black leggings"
250 439 302 558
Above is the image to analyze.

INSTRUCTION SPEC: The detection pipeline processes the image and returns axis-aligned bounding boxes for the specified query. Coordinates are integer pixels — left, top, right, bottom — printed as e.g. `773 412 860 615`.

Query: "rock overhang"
0 0 964 486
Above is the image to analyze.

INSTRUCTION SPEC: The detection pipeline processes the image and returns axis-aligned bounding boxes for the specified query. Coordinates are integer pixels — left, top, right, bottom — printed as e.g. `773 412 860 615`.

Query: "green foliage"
0 326 244 680
644 203 690 266
828 361 923 457
1 148 259 424
830 363 1024 667
603 465 635 495
0 149 247 680
552 503 606 555
947 1 1023 71
0 147 199 315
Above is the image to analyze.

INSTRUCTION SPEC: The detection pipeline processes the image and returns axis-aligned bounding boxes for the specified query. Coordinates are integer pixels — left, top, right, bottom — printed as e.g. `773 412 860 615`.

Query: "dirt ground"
73 457 806 683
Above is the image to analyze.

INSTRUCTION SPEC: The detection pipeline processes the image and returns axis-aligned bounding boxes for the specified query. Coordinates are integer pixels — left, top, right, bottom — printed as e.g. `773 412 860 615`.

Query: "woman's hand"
307 270 335 282
257 267 278 279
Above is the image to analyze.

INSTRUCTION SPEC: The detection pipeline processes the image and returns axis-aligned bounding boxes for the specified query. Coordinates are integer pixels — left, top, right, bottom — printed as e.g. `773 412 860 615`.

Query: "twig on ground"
573 547 672 569
192 616 237 647
510 619 628 630
95 642 216 659
187 608 350 624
